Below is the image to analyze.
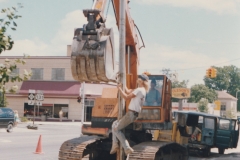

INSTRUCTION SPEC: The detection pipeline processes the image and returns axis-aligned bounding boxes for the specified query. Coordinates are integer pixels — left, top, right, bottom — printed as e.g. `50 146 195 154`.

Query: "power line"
175 57 240 71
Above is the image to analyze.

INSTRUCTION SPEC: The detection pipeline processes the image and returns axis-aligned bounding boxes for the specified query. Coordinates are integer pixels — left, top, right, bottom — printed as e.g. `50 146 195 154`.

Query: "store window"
31 68 43 80
24 103 54 117
84 99 95 122
54 104 68 118
52 68 65 81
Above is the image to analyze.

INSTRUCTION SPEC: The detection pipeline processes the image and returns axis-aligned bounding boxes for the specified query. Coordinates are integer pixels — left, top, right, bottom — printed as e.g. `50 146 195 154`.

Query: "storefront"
6 81 116 121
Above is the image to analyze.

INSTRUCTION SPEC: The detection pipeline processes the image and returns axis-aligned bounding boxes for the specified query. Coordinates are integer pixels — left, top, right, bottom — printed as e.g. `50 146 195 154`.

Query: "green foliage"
226 108 236 119
198 98 209 113
204 65 240 111
0 3 23 53
172 80 188 88
20 116 29 122
188 84 217 103
0 92 8 107
171 80 189 102
0 4 32 108
0 58 32 97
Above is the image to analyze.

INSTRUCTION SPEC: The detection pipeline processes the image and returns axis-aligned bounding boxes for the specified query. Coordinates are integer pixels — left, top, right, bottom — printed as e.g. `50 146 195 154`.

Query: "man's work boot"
110 143 119 154
124 147 134 155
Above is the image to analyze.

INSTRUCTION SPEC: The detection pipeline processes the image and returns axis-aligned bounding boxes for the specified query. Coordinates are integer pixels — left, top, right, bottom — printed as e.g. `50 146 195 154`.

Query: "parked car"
0 108 15 132
173 111 239 157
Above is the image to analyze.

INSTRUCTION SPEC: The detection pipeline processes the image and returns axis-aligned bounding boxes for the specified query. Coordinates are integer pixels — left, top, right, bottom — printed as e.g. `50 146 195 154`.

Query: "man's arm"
118 84 136 100
125 86 133 94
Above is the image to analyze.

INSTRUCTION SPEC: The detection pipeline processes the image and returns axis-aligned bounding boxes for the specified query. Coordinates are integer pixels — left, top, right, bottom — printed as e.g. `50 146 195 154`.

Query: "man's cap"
138 74 149 81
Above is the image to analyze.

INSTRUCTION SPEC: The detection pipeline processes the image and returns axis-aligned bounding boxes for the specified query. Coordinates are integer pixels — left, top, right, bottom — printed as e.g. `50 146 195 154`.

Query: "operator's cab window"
143 76 163 107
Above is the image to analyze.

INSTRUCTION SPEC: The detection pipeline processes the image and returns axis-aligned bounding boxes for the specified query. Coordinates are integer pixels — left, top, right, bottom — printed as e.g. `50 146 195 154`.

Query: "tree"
188 84 217 103
172 80 188 88
204 65 240 111
198 98 209 113
0 4 32 107
0 3 23 53
226 108 236 119
171 80 189 102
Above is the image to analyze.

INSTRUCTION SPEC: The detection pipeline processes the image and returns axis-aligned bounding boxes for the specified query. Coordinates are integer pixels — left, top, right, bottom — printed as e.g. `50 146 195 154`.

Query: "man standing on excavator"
110 74 149 155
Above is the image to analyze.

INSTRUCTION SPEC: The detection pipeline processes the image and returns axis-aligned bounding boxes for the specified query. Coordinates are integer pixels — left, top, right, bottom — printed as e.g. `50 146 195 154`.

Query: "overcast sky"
1 0 240 87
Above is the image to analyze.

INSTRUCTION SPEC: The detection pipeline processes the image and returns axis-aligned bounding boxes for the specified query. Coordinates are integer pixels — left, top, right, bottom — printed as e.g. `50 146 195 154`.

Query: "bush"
198 98 209 113
20 117 29 122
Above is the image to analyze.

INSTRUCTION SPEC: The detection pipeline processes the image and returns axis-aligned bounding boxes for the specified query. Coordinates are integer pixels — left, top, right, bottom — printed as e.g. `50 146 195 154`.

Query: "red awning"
19 81 80 96
19 81 117 97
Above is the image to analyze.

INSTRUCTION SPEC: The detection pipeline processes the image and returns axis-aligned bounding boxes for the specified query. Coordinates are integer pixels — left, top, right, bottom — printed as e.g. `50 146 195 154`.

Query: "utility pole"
80 82 85 136
118 0 126 159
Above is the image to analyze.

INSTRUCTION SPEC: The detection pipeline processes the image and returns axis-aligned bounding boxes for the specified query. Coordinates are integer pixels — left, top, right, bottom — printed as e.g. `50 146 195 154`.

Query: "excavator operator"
110 74 149 155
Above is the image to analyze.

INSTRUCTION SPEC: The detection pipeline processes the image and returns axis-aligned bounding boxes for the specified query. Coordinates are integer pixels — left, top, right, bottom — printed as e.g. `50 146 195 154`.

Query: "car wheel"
218 148 225 154
7 124 13 133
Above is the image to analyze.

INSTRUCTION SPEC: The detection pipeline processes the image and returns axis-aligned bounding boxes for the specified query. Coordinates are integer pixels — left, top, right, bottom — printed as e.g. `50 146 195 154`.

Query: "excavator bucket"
71 9 116 83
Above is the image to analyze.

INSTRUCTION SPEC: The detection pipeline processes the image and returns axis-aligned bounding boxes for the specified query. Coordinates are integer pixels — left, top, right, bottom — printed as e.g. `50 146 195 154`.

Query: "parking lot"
0 121 239 160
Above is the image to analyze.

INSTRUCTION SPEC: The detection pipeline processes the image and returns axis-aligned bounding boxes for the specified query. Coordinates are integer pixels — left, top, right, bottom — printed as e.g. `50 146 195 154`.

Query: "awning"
19 81 80 96
19 81 117 97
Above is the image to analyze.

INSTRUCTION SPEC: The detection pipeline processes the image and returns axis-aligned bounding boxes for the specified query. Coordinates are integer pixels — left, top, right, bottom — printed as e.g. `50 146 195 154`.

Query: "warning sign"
172 88 191 99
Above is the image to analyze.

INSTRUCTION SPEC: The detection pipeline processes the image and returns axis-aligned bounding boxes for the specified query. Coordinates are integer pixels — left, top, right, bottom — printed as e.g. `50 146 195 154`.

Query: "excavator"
59 0 189 159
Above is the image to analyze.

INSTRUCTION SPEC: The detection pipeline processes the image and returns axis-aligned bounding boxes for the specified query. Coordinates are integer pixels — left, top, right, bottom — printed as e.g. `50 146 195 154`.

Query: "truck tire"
218 148 225 154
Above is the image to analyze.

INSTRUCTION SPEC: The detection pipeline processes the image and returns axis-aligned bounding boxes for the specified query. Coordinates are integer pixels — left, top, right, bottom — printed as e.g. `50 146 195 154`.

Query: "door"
216 118 231 148
201 117 215 146
232 120 239 148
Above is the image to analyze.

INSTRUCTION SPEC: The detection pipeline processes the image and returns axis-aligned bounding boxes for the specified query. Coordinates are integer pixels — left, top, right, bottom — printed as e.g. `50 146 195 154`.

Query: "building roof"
20 81 80 96
19 81 116 97
217 91 237 100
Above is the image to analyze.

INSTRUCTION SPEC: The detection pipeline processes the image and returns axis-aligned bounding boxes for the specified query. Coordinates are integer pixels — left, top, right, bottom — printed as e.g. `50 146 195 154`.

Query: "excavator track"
59 136 107 160
128 141 189 160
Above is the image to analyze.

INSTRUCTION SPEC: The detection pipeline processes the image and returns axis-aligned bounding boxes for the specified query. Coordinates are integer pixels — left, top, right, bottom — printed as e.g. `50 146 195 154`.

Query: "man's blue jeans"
112 111 137 150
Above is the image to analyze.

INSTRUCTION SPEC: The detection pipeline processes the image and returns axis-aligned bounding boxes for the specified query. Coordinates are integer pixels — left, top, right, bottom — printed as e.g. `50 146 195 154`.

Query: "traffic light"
77 96 81 103
206 68 212 78
206 68 217 78
211 68 217 78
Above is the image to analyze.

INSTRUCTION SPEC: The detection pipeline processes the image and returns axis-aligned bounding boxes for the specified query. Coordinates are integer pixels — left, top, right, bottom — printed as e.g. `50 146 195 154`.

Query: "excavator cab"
133 75 173 131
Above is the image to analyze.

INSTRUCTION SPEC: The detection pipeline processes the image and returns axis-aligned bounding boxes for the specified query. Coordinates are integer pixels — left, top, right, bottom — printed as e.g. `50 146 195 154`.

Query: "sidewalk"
19 121 82 126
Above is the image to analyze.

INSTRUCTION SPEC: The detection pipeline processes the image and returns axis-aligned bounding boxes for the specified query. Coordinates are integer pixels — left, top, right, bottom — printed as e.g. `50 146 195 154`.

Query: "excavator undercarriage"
59 130 188 160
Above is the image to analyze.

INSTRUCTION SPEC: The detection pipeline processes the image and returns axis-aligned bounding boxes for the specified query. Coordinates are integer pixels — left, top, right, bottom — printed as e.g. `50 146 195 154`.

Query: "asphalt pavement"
0 121 81 160
0 121 239 160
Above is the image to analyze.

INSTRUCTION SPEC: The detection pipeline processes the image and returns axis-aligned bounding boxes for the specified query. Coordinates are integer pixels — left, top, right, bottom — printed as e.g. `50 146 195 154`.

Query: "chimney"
67 45 72 56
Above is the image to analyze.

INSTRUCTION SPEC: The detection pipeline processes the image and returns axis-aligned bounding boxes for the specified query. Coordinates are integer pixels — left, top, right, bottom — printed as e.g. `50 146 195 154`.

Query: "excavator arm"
71 0 142 89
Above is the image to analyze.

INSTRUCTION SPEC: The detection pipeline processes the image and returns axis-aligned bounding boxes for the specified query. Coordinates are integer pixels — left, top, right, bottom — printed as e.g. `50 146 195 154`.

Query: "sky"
1 0 240 87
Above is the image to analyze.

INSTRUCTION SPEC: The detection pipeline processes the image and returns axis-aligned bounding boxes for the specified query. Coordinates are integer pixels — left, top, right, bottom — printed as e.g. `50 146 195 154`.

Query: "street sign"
36 101 42 106
35 90 44 101
28 89 35 100
28 100 34 105
172 88 191 99
28 89 36 105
